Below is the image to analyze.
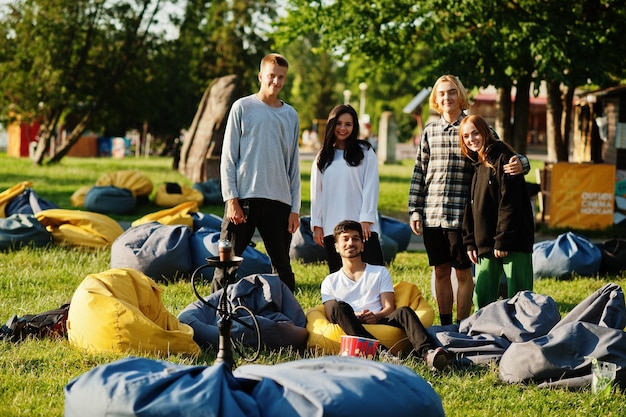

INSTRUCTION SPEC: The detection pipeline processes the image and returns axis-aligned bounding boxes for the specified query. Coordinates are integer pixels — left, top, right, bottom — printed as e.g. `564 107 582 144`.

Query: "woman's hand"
313 226 325 246
360 222 372 241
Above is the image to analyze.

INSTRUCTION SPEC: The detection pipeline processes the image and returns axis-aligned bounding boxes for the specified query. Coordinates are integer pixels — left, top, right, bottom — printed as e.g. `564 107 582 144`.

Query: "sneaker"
425 347 452 371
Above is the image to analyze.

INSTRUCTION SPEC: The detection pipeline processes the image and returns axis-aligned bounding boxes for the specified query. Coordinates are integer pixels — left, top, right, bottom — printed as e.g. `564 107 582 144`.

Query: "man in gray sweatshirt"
213 53 301 292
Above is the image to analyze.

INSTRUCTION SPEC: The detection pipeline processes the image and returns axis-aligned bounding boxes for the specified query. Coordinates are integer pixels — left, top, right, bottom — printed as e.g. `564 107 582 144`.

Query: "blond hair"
429 75 470 114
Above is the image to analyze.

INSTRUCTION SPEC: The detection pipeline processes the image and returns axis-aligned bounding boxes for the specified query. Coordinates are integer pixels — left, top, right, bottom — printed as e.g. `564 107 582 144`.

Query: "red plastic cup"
340 335 379 359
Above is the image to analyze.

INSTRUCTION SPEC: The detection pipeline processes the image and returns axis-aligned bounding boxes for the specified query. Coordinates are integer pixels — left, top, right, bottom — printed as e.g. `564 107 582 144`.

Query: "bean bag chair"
67 268 200 356
193 179 223 205
110 222 193 282
380 215 413 252
306 281 435 355
0 214 53 250
84 186 136 215
70 186 93 208
499 284 626 389
132 201 199 228
35 209 124 248
154 182 204 208
189 227 272 279
380 233 399 263
191 211 223 231
5 188 59 216
597 239 626 275
0 181 32 217
179 274 307 350
533 232 602 279
64 356 445 417
289 216 330 263
96 170 154 200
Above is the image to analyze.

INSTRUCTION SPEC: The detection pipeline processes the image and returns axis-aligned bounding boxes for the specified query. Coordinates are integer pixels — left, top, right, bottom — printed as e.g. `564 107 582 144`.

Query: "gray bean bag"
65 356 445 417
179 274 307 350
0 214 53 250
84 186 136 215
426 291 561 365
499 283 626 389
110 222 192 282
189 227 272 278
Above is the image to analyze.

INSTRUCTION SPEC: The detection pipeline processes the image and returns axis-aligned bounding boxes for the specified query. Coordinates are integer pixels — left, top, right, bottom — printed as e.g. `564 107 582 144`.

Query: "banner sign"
549 163 615 229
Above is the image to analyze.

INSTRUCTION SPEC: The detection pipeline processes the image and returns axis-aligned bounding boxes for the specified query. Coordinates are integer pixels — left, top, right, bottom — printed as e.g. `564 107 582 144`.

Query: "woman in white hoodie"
310 104 384 273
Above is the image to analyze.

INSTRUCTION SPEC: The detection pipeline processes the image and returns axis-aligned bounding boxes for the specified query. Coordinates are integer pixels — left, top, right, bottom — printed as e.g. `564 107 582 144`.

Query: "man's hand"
287 212 300 234
226 199 246 225
503 155 523 175
357 309 378 324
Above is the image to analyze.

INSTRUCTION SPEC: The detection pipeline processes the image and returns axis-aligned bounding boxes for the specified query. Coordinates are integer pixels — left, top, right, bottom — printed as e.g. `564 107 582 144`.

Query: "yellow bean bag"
132 201 199 228
35 209 124 248
96 170 154 198
154 183 204 208
70 186 93 208
67 268 201 356
306 281 435 355
0 181 32 217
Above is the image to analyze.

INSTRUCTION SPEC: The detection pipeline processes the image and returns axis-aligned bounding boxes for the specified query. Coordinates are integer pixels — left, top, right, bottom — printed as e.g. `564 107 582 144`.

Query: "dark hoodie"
462 141 534 258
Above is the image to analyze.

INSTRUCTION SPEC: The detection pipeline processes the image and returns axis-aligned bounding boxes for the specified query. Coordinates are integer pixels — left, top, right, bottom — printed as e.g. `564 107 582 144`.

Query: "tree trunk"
512 76 531 155
546 81 568 162
562 85 575 161
495 85 512 142
178 74 241 184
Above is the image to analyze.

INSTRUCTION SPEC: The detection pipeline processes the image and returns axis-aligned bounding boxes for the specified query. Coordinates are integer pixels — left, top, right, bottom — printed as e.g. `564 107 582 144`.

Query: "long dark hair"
316 104 372 172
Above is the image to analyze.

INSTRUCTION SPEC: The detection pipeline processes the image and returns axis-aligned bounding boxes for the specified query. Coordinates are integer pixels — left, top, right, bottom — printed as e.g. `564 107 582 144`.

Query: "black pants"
323 232 385 273
329 301 432 357
212 198 295 292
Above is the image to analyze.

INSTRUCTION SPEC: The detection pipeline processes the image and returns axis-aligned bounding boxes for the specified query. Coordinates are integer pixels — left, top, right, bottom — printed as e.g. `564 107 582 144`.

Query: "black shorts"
422 227 472 269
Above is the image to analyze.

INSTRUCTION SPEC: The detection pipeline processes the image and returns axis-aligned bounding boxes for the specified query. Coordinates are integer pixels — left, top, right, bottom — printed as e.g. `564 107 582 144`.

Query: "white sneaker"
425 347 452 371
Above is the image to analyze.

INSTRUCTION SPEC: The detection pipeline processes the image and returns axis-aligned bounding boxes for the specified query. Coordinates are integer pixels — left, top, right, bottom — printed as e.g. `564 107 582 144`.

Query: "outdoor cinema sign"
549 163 616 230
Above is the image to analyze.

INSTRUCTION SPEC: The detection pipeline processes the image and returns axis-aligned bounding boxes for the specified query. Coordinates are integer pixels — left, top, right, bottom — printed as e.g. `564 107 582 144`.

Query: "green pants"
473 251 533 310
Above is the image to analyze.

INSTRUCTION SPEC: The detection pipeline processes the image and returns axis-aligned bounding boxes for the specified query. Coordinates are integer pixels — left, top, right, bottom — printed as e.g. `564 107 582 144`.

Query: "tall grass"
0 153 625 416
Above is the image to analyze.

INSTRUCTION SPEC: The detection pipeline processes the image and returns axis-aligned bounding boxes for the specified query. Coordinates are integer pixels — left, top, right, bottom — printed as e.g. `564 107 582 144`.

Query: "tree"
531 0 626 161
0 0 175 165
277 0 626 160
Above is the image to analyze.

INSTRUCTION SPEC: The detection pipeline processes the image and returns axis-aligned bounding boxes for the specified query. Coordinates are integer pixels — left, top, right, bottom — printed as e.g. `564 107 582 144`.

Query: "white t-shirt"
320 264 394 313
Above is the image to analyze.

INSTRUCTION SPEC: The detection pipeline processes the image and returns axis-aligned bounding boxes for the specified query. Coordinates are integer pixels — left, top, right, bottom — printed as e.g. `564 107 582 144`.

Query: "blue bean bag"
110 222 193 282
5 189 59 216
0 214 53 250
380 215 412 252
84 186 136 215
189 227 272 278
532 232 602 279
64 356 445 417
192 179 223 205
191 211 223 231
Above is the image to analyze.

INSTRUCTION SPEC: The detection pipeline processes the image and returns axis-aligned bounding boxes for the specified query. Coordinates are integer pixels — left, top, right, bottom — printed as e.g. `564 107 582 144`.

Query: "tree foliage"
277 0 626 159
0 0 172 164
0 0 278 165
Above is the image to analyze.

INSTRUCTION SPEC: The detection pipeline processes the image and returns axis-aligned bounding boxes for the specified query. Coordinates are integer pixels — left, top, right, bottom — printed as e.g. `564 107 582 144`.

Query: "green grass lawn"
0 153 625 416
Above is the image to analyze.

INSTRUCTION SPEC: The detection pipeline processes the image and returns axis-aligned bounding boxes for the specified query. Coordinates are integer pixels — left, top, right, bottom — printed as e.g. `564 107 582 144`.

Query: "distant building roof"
403 88 432 114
